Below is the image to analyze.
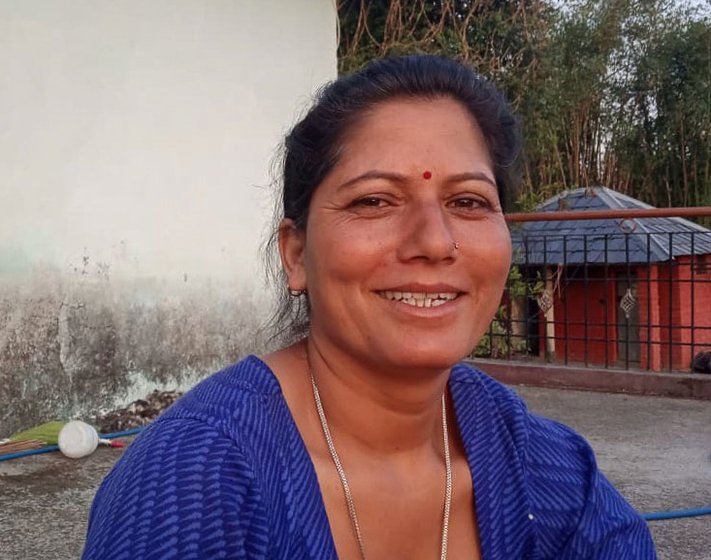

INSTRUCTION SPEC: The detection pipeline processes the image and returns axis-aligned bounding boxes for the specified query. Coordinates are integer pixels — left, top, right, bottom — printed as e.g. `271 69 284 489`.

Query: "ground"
0 385 709 559
520 387 711 560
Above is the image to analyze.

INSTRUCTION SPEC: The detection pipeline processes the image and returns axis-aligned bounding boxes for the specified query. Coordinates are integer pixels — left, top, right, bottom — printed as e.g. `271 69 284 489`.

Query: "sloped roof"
510 187 711 265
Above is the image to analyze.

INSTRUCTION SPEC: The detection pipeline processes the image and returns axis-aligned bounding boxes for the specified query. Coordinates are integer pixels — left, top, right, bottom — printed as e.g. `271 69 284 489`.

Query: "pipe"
642 507 711 521
0 444 59 462
505 206 711 222
101 427 145 439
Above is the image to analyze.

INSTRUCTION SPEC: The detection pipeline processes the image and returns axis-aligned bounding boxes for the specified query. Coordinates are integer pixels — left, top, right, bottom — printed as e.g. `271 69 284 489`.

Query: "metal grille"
476 209 711 374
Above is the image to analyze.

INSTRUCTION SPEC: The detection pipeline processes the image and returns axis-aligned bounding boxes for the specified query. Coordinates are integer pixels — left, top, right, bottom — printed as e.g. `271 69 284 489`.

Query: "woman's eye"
351 196 387 208
449 197 489 210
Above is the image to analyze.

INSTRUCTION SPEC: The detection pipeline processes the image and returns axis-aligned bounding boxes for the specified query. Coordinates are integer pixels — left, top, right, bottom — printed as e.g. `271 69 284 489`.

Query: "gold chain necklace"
310 373 453 560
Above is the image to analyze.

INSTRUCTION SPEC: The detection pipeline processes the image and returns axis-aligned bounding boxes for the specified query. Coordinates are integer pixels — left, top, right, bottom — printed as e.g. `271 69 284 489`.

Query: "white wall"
0 0 337 436
0 0 337 281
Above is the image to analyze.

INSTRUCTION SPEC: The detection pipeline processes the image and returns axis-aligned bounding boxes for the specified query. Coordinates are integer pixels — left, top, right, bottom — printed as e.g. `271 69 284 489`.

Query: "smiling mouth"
377 291 460 308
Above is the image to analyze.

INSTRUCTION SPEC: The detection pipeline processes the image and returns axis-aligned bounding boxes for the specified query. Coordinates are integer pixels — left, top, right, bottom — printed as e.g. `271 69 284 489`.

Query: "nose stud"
453 241 460 250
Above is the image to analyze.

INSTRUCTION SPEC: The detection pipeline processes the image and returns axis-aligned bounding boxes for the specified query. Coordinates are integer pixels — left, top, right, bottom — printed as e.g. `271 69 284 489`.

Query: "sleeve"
525 414 657 560
82 418 270 560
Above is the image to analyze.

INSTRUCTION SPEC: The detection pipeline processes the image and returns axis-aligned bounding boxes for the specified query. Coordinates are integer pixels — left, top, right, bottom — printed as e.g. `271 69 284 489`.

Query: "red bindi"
422 170 432 180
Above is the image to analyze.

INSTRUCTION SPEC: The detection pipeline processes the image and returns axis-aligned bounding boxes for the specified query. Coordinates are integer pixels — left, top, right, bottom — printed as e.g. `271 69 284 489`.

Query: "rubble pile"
96 390 183 433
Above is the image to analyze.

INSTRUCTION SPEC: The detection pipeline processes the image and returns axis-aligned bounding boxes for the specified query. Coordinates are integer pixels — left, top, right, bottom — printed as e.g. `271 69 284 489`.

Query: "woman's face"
281 97 512 371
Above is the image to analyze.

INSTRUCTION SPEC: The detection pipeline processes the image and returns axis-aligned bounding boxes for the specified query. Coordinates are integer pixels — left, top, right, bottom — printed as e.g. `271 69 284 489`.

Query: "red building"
510 187 711 372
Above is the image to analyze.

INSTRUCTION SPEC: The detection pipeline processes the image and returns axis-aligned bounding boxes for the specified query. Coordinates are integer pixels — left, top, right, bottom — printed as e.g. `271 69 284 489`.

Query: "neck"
303 338 451 458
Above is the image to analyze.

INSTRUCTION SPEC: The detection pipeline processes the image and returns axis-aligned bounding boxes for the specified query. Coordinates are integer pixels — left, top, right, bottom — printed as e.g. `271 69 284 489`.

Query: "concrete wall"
0 1 337 436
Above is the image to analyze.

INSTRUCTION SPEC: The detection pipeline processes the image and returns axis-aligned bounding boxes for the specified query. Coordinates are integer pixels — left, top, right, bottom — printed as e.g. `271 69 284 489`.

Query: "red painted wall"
637 256 711 370
542 268 617 366
536 256 711 371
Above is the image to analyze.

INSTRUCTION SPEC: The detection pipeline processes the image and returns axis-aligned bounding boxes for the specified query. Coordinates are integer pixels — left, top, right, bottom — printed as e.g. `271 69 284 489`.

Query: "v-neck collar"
449 364 537 559
247 356 536 559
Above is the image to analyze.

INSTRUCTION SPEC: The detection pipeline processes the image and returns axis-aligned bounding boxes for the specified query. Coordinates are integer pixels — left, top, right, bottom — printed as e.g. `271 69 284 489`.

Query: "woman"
83 55 656 559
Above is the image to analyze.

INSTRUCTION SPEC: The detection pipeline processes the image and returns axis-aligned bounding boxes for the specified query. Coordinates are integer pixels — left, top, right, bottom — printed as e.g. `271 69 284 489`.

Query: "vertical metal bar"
563 235 569 366
487 318 493 359
524 236 531 359
583 234 589 367
647 232 659 370
603 233 618 368
646 233 652 372
668 232 673 371
624 232 631 370
691 232 696 362
543 234 549 362
506 266 512 361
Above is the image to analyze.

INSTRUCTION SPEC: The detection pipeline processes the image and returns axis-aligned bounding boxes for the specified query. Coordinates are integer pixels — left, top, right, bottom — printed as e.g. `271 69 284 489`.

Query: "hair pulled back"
265 54 521 344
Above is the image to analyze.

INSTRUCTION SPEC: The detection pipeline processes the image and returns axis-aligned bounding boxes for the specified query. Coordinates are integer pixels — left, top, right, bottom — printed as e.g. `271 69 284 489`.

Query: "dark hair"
264 54 522 344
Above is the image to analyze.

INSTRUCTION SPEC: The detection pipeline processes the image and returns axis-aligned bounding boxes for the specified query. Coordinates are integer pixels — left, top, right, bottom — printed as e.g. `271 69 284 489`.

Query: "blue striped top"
83 356 656 559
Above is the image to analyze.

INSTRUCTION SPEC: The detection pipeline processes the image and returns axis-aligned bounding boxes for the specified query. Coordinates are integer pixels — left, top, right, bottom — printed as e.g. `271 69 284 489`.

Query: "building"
510 187 711 372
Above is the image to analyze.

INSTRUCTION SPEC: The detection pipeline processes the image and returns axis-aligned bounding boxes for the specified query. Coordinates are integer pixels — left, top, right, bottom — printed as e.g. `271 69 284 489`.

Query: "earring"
289 288 306 297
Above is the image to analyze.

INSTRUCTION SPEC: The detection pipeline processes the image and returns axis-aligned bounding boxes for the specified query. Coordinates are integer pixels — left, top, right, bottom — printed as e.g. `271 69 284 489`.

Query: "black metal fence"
477 209 711 374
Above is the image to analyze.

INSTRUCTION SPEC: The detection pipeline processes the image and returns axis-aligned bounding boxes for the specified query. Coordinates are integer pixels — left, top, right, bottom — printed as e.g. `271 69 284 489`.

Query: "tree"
337 0 552 105
611 11 710 209
336 0 711 217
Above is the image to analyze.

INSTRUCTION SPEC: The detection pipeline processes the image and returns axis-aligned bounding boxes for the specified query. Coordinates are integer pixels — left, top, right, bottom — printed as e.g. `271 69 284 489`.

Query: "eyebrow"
336 170 408 191
336 169 497 191
445 171 497 190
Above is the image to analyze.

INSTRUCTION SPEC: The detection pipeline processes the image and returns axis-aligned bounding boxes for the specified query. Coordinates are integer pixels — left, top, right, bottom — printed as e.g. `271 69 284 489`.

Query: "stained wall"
0 0 337 436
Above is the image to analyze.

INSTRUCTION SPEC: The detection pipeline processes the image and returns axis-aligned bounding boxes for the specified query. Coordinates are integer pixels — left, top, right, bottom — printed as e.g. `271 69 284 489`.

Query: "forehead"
338 96 492 170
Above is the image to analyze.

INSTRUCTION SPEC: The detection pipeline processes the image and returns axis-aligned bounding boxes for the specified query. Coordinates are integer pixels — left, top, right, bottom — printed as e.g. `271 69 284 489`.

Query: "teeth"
379 291 458 307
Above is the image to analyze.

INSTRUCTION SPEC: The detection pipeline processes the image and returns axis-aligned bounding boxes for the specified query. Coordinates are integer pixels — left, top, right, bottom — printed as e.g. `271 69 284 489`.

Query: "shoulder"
450 361 603 478
83 356 285 559
160 354 283 431
450 361 531 457
450 362 656 559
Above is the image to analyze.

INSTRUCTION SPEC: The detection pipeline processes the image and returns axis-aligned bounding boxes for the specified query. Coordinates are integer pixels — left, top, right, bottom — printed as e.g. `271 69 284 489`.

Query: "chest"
312 453 481 560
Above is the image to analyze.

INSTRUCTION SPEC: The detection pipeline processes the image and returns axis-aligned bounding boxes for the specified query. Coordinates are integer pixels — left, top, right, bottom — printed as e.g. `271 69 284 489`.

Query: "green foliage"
609 13 710 213
507 264 544 300
338 0 553 103
474 305 519 358
514 184 566 213
473 264 543 358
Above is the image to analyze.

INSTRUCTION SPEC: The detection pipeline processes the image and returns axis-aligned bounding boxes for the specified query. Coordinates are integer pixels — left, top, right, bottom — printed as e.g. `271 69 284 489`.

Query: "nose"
397 200 457 262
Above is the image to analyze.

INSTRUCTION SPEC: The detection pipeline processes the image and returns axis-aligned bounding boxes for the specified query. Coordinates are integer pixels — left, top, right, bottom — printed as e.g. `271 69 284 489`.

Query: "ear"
278 218 307 291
